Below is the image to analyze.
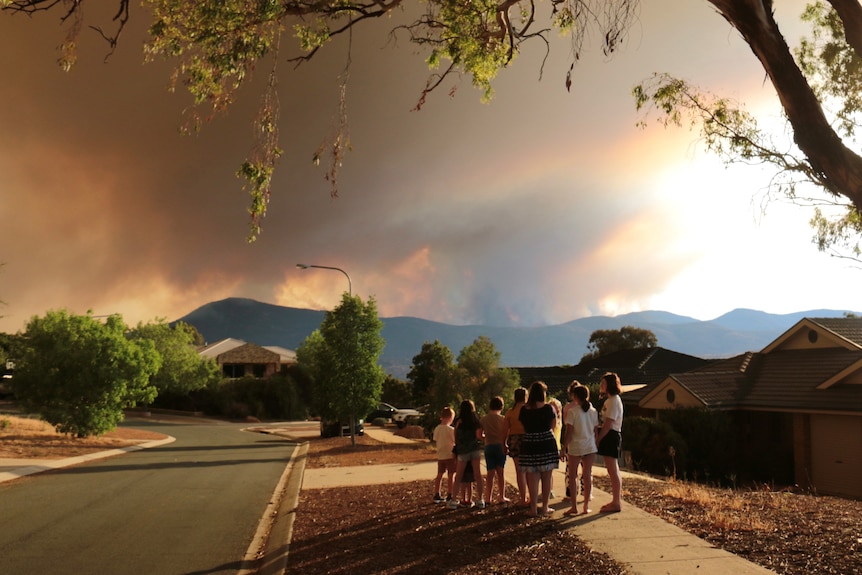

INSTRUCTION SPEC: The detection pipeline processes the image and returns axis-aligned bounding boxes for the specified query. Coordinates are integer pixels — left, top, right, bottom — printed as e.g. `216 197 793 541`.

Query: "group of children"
431 372 625 516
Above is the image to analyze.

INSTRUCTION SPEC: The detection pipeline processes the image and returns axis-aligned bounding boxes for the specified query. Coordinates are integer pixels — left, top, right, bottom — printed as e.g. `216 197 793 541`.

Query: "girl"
518 381 559 516
563 383 598 515
596 372 624 513
450 399 486 509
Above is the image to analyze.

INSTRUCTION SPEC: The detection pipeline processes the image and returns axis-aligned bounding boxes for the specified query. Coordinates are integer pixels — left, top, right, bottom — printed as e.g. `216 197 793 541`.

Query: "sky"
1 0 859 334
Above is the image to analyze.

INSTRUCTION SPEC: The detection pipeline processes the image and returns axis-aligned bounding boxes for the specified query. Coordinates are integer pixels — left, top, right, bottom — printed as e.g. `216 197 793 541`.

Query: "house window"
808 329 818 344
252 364 266 378
666 389 676 404
223 364 245 378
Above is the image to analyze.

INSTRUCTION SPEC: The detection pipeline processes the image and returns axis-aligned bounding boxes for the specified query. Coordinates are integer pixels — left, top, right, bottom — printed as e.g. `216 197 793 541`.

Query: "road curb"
254 440 309 575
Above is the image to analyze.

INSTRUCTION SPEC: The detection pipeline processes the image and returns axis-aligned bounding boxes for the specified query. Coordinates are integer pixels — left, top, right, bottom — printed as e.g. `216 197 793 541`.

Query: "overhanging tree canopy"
4 0 861 254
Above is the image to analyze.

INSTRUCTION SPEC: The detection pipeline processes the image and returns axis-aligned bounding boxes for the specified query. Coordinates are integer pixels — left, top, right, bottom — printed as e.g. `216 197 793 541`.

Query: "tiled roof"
219 343 280 364
513 347 709 400
740 348 862 412
198 338 296 364
665 348 862 413
807 317 862 348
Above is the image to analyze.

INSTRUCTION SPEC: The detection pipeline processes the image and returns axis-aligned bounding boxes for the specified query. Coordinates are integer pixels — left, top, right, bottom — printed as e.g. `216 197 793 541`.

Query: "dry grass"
0 414 167 459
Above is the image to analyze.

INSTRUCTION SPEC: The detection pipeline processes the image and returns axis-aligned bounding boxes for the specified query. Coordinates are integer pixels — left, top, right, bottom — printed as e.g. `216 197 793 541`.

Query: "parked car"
366 402 398 422
392 405 427 428
319 418 365 438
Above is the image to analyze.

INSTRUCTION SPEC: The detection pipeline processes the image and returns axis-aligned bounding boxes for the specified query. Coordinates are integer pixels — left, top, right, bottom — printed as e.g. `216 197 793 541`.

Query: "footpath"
297 425 777 575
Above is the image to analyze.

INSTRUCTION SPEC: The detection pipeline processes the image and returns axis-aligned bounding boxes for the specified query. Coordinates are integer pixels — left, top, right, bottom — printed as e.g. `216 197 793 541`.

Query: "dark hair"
567 380 582 396
573 385 591 412
526 381 547 408
513 387 527 404
601 372 622 396
458 399 480 429
489 396 504 411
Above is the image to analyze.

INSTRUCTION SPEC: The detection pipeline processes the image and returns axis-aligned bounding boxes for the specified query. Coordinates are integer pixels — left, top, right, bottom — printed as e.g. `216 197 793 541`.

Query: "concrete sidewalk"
301 425 777 575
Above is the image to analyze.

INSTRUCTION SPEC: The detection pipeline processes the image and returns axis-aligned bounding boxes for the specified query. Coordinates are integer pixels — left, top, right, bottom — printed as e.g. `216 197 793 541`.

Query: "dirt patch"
0 415 168 459
302 432 435 468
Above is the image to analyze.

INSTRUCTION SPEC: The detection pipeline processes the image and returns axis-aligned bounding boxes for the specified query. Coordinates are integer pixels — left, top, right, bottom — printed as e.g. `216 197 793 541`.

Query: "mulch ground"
287 434 862 575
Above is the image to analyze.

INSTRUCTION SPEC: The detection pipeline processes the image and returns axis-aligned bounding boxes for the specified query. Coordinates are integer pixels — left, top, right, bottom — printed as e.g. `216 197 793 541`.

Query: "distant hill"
176 297 861 378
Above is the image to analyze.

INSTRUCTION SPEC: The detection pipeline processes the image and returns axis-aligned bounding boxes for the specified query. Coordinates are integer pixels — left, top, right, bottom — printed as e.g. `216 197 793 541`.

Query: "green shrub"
370 417 388 427
623 416 688 477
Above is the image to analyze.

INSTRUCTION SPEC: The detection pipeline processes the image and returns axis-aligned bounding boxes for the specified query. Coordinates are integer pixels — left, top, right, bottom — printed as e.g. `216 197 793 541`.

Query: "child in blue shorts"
480 396 510 504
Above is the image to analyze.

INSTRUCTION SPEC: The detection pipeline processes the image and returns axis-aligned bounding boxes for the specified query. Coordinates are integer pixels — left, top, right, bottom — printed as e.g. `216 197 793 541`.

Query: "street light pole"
295 263 352 296
296 262 359 444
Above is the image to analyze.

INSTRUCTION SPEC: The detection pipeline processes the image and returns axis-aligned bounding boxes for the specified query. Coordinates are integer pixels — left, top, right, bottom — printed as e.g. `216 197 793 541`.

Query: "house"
198 338 297 379
514 347 710 414
641 317 862 499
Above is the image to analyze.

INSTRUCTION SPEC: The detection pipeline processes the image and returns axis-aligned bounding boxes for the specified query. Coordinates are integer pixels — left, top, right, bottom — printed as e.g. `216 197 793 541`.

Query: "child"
480 396 510 504
448 399 485 509
432 406 456 503
504 387 528 506
563 383 598 515
458 458 476 508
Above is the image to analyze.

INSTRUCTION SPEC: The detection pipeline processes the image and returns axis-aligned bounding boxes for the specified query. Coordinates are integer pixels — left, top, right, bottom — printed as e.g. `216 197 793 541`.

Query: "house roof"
197 338 296 364
218 342 280 364
513 347 709 400
642 319 862 414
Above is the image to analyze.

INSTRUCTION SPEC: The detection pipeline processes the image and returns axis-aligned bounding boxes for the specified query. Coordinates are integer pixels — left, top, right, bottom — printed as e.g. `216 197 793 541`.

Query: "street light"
296 263 352 296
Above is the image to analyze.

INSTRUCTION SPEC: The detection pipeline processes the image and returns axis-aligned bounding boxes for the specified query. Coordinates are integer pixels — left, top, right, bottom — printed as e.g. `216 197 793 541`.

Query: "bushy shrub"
192 374 308 420
624 409 741 485
660 407 738 484
370 417 388 427
623 416 688 477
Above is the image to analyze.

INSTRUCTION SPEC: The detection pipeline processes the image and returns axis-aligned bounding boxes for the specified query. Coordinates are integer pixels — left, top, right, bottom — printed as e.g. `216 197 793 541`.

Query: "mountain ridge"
177 297 860 378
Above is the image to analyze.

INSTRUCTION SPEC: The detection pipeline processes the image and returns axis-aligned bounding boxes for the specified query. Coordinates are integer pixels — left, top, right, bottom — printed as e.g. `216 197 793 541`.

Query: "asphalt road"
0 418 299 575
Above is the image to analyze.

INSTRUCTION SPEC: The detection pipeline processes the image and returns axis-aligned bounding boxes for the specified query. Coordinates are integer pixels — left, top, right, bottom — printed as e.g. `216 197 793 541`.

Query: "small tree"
581 326 657 362
407 340 456 406
455 336 520 414
13 311 160 437
129 320 220 398
380 375 413 408
297 294 386 445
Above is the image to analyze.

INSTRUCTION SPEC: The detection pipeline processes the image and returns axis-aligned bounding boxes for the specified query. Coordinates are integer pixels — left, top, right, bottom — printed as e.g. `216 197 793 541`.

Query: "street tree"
454 336 520 414
296 293 385 445
380 375 414 409
581 325 658 362
128 320 220 397
12 310 161 437
5 0 862 253
407 339 456 406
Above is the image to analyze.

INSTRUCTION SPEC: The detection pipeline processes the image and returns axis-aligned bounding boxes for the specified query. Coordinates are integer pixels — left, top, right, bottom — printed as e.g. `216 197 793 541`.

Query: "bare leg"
495 468 509 503
581 454 594 513
526 471 540 516
514 457 528 505
600 456 622 512
452 459 466 502
484 467 494 503
540 470 553 514
564 454 582 514
474 458 484 500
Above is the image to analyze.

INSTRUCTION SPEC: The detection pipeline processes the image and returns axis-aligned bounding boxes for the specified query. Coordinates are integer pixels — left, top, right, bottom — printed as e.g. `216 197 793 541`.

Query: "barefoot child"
480 396 510 504
432 407 456 503
563 383 598 515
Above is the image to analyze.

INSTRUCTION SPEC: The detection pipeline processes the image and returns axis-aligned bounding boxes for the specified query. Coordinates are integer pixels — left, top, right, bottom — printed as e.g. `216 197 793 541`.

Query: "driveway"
0 418 299 575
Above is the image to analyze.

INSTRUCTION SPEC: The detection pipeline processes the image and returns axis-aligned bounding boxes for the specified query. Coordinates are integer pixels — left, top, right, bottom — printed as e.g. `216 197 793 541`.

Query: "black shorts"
597 430 621 459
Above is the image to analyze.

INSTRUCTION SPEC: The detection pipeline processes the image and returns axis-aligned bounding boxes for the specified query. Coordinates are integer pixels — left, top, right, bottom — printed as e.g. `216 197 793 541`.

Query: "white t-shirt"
433 423 455 460
600 394 624 433
565 405 598 456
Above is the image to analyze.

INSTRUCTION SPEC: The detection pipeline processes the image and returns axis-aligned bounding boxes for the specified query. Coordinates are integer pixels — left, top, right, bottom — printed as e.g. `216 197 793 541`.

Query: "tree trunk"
708 0 862 210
